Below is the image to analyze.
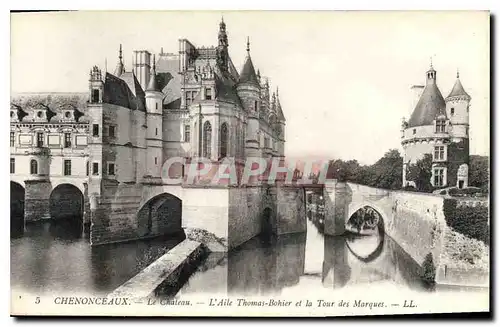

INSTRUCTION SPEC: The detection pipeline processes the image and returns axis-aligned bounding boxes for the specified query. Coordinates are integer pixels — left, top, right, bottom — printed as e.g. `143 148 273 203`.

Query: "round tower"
445 70 471 188
236 37 261 158
145 54 164 179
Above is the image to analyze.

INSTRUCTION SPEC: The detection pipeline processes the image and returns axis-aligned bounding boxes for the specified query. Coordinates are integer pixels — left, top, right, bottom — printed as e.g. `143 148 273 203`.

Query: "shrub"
449 187 484 197
443 200 489 245
421 253 436 283
402 185 417 192
439 190 447 195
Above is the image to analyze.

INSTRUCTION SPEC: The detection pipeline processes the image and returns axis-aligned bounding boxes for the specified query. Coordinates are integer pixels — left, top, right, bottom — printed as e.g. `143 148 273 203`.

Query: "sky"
10 11 490 165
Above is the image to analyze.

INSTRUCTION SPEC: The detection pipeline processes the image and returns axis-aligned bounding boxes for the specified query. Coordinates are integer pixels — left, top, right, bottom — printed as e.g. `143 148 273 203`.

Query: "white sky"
10 11 490 165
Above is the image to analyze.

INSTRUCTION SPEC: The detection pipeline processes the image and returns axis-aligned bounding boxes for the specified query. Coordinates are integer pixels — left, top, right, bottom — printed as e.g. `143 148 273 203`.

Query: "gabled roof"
408 82 446 127
446 77 470 100
156 54 182 108
103 72 146 111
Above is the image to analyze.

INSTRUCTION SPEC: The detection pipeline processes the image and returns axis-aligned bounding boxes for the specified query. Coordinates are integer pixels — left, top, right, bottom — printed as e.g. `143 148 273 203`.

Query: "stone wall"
228 186 263 249
276 185 307 235
24 180 52 221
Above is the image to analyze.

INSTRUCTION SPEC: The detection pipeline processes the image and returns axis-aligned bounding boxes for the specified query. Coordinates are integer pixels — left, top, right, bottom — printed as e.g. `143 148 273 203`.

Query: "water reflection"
11 220 184 295
178 211 432 297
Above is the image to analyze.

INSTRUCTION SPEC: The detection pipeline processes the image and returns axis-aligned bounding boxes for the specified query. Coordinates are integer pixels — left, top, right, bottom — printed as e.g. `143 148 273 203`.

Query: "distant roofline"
410 85 425 89
11 91 87 96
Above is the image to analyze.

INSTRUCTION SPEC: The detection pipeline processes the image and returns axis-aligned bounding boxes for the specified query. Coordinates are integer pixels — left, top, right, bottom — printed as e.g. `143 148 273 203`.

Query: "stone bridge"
322 180 448 281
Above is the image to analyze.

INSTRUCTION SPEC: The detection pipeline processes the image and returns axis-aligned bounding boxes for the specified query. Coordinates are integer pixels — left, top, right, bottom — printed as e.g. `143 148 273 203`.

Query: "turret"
144 54 164 179
445 69 471 139
145 54 163 113
216 17 229 72
89 65 103 104
237 37 261 158
114 44 125 77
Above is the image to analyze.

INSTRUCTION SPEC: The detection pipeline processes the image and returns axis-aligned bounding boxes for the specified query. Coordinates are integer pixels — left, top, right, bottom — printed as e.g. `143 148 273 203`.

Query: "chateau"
10 19 301 249
401 63 471 189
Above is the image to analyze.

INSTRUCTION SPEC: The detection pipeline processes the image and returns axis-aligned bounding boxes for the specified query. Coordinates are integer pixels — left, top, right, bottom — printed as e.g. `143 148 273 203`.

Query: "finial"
430 56 433 69
153 54 156 70
246 36 250 52
161 47 164 55
119 44 123 61
105 58 107 75
221 14 224 23
276 86 279 97
457 68 460 78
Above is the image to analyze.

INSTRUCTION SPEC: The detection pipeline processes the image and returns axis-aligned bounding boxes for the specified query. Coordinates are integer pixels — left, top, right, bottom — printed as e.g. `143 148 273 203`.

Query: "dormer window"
91 89 100 103
37 111 43 118
435 120 446 133
413 129 416 135
10 111 14 118
451 108 455 115
65 111 71 118
205 88 212 100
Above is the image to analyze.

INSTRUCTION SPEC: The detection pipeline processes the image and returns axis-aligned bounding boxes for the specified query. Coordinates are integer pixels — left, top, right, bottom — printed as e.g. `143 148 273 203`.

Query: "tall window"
36 132 44 147
434 146 445 161
86 161 89 176
413 129 416 135
264 137 270 149
220 123 228 158
10 158 15 174
434 168 445 187
64 133 72 148
254 100 258 112
451 108 455 115
10 132 15 147
203 121 212 158
109 125 115 138
64 160 72 176
92 162 99 175
205 88 212 100
184 125 191 142
186 91 196 106
30 159 38 175
91 89 100 103
435 120 446 133
108 163 115 176
93 124 99 137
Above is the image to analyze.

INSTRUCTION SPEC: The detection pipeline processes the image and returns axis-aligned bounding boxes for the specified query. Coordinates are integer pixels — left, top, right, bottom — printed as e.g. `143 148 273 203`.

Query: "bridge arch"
11 181 25 236
346 204 386 235
49 184 84 220
137 192 183 237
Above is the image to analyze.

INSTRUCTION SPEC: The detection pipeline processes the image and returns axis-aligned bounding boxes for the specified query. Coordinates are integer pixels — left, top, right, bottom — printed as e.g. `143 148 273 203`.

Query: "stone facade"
10 19 296 250
401 65 471 190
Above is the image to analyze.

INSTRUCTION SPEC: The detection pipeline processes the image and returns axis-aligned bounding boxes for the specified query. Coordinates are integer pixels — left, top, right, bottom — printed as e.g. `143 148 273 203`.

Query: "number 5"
35 297 40 304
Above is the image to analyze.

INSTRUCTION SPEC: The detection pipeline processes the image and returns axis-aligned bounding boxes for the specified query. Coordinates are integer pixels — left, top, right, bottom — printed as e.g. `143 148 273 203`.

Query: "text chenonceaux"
54 297 131 305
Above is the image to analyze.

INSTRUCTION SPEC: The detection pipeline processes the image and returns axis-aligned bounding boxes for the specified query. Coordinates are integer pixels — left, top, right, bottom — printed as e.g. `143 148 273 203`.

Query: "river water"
10 219 184 296
11 212 487 301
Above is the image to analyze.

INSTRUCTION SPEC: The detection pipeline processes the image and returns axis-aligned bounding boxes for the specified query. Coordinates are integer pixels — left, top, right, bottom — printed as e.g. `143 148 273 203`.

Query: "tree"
406 154 433 192
469 155 489 192
367 149 403 189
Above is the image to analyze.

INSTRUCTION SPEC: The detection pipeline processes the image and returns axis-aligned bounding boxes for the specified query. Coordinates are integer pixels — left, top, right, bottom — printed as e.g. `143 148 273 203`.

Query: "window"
155 157 158 165
254 100 258 111
108 163 115 176
413 129 416 135
434 146 445 161
10 132 14 147
184 125 191 142
36 132 44 147
65 111 71 118
109 125 115 138
433 168 445 187
30 159 38 175
264 137 270 149
220 123 228 158
155 103 158 110
86 161 89 176
206 88 212 100
435 120 446 133
155 128 158 136
64 133 72 148
186 91 196 106
10 158 15 174
63 160 72 176
37 111 43 118
92 162 99 175
91 89 100 103
451 108 455 115
93 124 99 137
203 121 212 158
466 127 469 136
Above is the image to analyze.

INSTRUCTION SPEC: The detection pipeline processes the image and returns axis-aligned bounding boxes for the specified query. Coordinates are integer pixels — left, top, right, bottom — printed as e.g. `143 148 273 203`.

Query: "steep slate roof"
10 92 89 123
156 54 182 108
407 81 446 127
446 77 470 100
238 54 259 85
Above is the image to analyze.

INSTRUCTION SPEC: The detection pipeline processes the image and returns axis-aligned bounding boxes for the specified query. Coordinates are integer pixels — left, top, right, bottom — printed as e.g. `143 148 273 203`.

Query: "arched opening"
346 206 384 236
261 207 276 238
49 184 84 237
30 159 38 175
220 122 228 159
137 193 184 238
203 121 212 158
10 181 25 237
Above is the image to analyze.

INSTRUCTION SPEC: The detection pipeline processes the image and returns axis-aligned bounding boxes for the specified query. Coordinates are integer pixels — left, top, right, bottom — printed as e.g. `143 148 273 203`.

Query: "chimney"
133 50 151 91
410 85 424 113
